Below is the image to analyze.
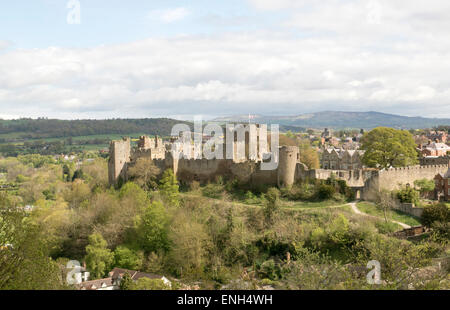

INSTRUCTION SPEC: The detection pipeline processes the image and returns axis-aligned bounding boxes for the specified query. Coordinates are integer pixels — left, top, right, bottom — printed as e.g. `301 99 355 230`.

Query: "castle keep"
108 128 449 201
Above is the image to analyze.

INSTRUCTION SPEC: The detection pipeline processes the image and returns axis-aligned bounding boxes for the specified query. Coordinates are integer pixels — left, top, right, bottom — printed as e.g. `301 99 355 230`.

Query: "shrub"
375 221 402 234
263 187 280 226
396 187 419 205
189 180 200 191
314 184 335 200
421 203 450 228
258 259 282 280
202 183 224 199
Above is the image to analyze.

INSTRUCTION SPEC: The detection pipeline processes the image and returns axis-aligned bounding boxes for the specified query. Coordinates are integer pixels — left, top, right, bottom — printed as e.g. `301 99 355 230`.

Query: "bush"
258 259 282 280
202 183 224 199
283 182 315 201
189 180 200 191
263 188 280 226
396 187 419 205
421 203 450 228
375 221 402 234
314 184 335 200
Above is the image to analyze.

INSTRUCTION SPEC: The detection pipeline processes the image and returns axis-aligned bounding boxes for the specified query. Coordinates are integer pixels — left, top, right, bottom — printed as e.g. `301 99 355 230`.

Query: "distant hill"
213 111 450 129
0 118 192 140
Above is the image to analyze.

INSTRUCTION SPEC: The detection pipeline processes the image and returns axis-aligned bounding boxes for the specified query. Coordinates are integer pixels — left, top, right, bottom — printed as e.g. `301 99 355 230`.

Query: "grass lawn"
356 202 422 227
280 199 344 209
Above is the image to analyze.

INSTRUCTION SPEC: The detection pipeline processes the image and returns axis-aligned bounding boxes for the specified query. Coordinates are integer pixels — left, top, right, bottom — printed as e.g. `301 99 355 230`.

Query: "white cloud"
148 7 190 23
1 1 450 118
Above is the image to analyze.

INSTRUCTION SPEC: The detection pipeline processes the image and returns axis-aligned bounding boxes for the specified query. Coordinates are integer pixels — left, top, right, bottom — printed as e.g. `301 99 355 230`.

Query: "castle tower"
108 137 131 186
277 146 299 188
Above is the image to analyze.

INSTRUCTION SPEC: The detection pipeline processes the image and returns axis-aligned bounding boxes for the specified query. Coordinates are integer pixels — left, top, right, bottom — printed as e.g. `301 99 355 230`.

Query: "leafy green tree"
114 246 143 270
159 169 179 207
84 233 114 279
0 195 66 289
361 127 418 168
119 272 134 290
136 201 170 253
414 179 435 197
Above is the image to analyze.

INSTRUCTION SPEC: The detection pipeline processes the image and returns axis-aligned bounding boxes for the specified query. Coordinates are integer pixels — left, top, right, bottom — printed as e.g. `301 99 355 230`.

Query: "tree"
376 189 396 223
361 127 418 169
167 210 211 277
127 157 160 190
136 201 170 253
114 246 143 270
413 179 435 198
421 203 450 228
119 271 133 290
0 195 66 289
298 141 320 169
159 169 179 207
84 233 114 279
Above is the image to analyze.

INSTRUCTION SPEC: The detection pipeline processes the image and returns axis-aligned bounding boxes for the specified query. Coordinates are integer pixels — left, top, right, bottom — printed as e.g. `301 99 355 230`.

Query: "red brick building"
422 142 450 157
434 167 450 201
427 131 447 143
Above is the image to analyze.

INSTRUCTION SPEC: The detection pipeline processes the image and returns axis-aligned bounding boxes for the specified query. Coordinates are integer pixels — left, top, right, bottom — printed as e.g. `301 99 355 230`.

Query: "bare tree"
376 189 396 223
127 157 160 190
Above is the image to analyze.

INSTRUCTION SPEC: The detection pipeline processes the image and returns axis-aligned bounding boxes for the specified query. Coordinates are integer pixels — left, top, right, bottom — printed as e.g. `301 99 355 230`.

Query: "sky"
0 0 450 120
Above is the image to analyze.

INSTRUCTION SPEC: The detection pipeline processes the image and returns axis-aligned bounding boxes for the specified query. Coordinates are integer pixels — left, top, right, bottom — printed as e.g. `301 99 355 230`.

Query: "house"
321 148 365 170
78 277 115 290
77 267 171 290
426 131 447 143
421 142 450 157
434 167 450 201
109 268 172 288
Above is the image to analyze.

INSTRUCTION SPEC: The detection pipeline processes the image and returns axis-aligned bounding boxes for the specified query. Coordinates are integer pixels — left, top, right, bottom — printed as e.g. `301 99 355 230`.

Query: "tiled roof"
78 277 113 290
109 267 164 281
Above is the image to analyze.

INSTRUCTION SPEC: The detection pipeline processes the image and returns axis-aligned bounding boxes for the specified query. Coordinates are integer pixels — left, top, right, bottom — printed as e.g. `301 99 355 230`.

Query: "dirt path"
349 202 411 229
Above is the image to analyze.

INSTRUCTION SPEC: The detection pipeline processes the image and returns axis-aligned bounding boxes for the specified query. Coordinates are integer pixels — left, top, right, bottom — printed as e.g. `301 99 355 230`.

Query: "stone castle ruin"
108 125 449 201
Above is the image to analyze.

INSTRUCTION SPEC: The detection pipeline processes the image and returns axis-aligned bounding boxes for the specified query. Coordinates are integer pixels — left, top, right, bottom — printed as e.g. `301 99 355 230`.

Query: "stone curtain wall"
377 165 448 191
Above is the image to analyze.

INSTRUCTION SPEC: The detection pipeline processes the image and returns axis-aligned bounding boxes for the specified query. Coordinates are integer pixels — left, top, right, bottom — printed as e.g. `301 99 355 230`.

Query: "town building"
321 148 365 170
420 142 450 157
426 131 447 143
77 267 171 290
434 167 450 201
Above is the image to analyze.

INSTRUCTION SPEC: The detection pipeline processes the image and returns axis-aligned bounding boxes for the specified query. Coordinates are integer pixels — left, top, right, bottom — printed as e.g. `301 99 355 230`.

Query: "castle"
108 126 449 201
108 124 302 189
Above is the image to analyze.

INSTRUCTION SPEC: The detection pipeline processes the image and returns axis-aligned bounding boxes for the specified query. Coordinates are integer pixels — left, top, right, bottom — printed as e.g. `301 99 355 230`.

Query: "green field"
356 201 422 227
280 199 345 210
0 132 166 153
